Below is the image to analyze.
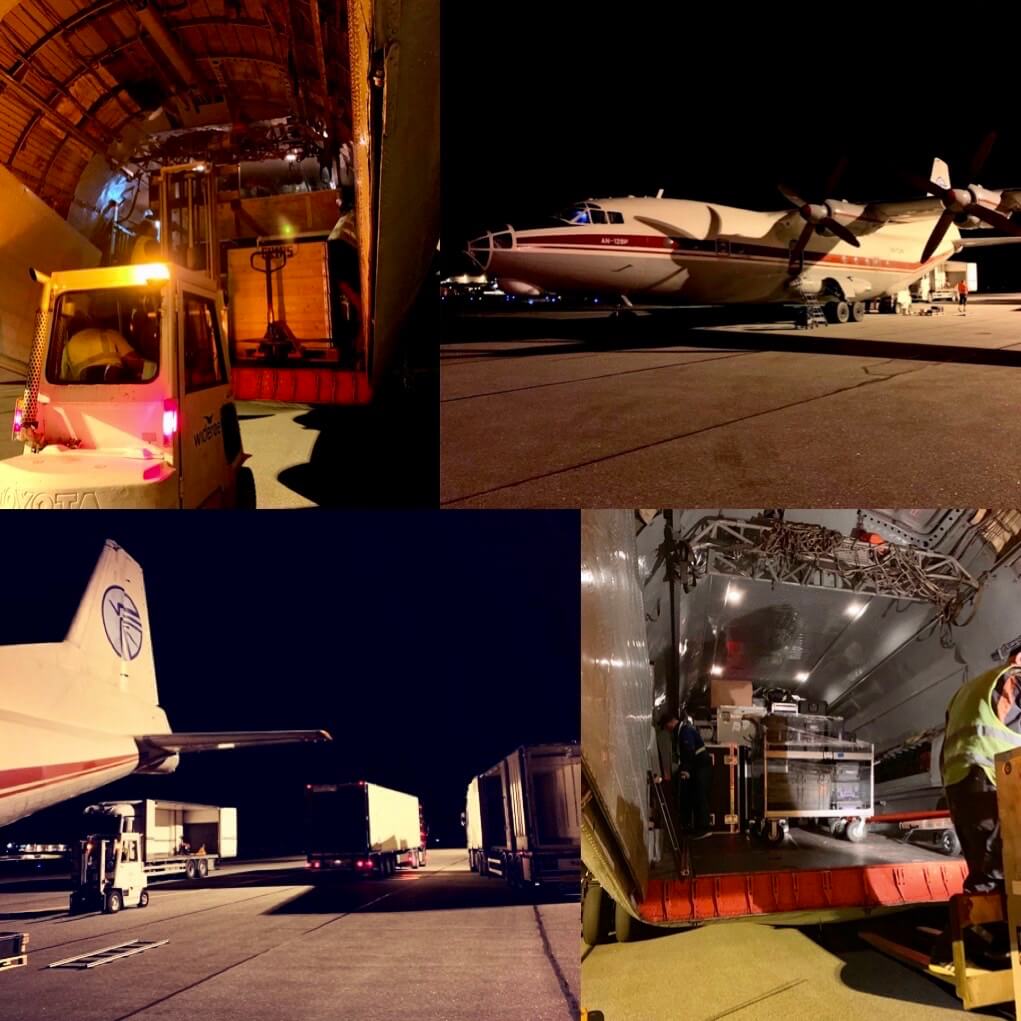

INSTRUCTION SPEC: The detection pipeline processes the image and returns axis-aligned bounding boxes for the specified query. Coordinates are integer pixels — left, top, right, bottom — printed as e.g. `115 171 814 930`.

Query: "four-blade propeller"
907 132 1021 263
780 158 861 274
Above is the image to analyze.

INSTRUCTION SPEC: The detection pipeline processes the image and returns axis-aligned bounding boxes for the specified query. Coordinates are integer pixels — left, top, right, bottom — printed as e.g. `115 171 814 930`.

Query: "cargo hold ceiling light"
723 583 744 606
711 665 724 676
845 601 868 620
795 671 810 683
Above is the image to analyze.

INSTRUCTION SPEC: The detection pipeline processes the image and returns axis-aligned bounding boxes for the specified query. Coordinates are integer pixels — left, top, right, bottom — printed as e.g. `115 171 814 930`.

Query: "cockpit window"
556 202 618 226
47 286 162 386
558 205 591 225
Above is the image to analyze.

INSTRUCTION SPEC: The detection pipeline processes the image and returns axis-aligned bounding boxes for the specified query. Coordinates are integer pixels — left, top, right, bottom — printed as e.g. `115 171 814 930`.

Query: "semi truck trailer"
464 743 581 891
305 781 425 875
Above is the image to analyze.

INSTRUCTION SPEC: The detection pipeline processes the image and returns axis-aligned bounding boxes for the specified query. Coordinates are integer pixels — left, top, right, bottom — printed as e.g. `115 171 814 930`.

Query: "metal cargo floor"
653 827 956 879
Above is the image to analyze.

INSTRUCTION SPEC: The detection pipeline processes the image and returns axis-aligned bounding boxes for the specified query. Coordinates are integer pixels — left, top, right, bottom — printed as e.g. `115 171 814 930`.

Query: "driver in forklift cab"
62 300 156 383
663 712 712 840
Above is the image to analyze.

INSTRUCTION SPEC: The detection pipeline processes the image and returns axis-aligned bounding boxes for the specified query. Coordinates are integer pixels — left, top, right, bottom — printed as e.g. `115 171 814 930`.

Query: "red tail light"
162 398 179 445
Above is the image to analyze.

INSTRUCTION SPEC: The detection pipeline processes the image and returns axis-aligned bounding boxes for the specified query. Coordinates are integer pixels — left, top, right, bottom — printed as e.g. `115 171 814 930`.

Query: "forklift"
69 804 149 915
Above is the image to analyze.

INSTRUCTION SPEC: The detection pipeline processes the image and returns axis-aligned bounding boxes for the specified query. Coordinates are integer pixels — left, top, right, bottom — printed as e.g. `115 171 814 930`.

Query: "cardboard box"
710 679 753 708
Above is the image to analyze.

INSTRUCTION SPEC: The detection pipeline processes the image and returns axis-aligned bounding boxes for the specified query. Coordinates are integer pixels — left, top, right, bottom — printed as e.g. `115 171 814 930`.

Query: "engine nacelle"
498 278 544 297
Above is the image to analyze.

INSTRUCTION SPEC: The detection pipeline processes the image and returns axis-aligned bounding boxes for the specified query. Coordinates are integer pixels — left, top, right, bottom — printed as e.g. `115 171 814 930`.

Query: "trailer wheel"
197 859 209 879
614 900 640 943
138 890 149 908
582 883 607 947
185 859 198 880
845 819 867 843
104 890 123 914
939 828 962 856
68 893 82 915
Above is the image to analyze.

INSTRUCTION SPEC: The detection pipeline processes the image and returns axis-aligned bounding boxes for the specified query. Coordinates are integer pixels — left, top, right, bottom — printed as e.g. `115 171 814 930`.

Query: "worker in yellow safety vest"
940 644 1021 894
929 644 1021 967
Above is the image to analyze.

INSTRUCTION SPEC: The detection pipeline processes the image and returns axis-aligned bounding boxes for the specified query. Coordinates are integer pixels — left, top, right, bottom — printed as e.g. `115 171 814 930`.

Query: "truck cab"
1 261 252 509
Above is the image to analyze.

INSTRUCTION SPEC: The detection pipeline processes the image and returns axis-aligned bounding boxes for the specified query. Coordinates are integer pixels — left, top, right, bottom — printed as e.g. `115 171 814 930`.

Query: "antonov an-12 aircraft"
0 540 330 827
468 155 1021 322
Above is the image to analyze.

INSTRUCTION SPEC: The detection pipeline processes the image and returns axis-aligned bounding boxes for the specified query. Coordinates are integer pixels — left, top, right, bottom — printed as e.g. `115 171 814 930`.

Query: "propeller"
908 132 1021 263
780 158 861 274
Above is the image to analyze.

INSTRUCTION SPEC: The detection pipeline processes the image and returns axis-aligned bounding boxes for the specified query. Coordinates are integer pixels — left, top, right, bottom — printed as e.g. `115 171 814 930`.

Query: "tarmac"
441 296 1021 507
581 915 972 1020
0 850 578 1021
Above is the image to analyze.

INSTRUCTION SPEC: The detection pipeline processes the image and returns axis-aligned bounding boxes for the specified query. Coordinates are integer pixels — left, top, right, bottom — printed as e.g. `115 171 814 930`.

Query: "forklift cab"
1 261 254 509
70 809 149 915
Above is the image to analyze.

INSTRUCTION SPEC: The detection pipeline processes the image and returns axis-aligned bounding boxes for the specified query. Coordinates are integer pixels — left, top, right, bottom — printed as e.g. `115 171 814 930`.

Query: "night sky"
0 512 580 855
443 8 1021 286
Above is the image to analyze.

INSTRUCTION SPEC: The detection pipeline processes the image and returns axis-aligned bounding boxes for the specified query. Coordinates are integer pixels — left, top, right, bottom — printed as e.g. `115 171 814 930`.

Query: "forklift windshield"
46 286 162 386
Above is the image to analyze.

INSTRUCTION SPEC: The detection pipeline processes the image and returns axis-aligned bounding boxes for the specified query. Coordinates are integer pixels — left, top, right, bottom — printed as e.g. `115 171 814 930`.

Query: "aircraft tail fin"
65 540 158 707
929 158 951 193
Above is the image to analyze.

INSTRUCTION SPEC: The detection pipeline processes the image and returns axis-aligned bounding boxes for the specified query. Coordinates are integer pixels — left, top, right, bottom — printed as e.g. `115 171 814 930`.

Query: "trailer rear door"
582 510 656 899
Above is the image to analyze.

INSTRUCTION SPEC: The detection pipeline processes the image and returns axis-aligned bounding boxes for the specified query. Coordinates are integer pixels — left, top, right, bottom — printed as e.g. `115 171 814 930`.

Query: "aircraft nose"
466 226 515 271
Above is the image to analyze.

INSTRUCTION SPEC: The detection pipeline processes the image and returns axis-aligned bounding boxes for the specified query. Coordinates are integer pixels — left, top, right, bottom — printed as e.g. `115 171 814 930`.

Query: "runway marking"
442 350 753 402
442 360 933 505
33 888 292 952
701 978 807 1020
106 857 472 1020
532 904 580 1019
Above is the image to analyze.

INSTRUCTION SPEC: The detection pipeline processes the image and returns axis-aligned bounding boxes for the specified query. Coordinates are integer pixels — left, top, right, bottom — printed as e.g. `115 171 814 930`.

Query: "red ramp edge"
639 859 968 923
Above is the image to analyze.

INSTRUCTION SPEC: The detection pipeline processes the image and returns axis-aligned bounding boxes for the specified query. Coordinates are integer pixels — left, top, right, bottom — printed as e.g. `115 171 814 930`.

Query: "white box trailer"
306 782 425 876
913 261 977 302
84 799 235 879
465 743 581 890
70 799 236 914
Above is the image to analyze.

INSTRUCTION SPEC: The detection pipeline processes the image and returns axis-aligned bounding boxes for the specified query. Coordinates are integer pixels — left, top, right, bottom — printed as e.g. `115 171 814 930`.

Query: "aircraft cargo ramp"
642 828 965 926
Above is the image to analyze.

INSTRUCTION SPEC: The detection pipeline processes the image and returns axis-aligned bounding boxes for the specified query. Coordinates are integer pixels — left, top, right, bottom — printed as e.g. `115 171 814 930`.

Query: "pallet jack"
250 244 300 362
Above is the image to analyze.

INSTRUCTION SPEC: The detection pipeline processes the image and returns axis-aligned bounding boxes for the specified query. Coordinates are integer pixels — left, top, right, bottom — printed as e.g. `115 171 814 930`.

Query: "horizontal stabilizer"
138 730 332 754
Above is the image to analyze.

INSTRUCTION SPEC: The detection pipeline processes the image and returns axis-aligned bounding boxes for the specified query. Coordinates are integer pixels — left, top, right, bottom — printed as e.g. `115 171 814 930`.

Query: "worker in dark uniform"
663 713 712 839
930 640 1021 965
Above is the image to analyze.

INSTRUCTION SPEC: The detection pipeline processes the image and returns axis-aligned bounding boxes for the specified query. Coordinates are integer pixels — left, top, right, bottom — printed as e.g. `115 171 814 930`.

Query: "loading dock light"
845 602 868 620
795 672 810 682
711 665 724 676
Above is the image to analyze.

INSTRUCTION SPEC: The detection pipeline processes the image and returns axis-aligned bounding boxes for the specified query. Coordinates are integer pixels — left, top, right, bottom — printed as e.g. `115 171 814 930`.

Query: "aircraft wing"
138 730 332 753
862 197 944 222
954 235 1021 249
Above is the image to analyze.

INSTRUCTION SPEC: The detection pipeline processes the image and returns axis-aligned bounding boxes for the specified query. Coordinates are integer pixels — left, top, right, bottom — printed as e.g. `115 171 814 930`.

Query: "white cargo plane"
0 540 331 828
467 155 1021 322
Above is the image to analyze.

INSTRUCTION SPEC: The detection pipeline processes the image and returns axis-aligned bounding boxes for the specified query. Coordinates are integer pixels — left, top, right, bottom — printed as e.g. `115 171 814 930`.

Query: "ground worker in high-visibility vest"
930 644 1021 966
940 645 1021 894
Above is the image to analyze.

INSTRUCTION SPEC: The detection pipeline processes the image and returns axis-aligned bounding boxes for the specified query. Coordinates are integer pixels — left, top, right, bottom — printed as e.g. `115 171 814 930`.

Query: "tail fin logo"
101 585 144 660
